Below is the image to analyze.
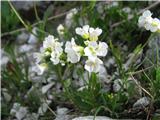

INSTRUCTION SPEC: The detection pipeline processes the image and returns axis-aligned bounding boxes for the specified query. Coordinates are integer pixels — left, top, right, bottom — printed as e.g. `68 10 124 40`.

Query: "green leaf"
156 67 160 81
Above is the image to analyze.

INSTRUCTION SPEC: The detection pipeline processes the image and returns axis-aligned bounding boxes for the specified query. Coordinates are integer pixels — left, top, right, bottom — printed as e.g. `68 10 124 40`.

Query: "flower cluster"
35 25 108 74
138 10 160 32
34 35 64 75
75 25 108 73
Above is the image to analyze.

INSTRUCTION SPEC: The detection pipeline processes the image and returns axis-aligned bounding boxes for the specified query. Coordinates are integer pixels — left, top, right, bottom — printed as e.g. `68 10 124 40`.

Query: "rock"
55 107 72 120
2 88 12 102
0 49 9 67
1 55 9 68
56 107 69 115
113 78 142 98
107 1 119 9
38 100 51 115
18 44 34 53
72 116 113 120
28 27 38 44
10 103 28 120
96 3 105 14
73 67 88 87
12 1 38 11
98 65 111 92
78 85 88 91
23 113 39 120
15 107 28 120
16 32 29 44
113 79 122 92
47 74 58 82
73 64 82 80
104 57 115 68
10 103 21 115
55 115 72 120
148 34 160 48
42 82 55 94
65 8 78 28
122 7 131 13
133 97 150 109
98 65 110 83
47 94 54 100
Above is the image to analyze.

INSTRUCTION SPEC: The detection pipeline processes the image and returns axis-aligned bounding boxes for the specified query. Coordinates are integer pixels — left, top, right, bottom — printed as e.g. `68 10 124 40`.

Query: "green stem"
8 1 29 30
8 1 39 38
34 2 41 21
57 64 62 82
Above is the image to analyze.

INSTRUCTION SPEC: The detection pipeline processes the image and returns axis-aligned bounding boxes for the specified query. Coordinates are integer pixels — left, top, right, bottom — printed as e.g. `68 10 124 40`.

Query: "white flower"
75 25 90 39
36 63 48 75
84 57 103 73
89 27 102 41
65 38 83 63
138 10 152 27
84 41 108 59
138 10 160 33
96 42 108 56
75 25 102 41
42 35 63 65
50 42 63 65
149 18 160 32
57 24 65 35
43 35 58 51
50 51 62 65
84 41 98 59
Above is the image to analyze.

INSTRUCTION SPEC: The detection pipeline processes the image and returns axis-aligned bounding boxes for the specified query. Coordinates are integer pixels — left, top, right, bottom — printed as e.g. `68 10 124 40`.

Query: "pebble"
16 32 29 44
28 27 38 44
133 97 150 109
42 82 55 94
72 116 113 120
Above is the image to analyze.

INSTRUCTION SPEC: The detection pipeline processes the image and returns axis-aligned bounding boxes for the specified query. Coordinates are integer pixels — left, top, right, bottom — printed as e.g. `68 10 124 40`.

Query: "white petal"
84 57 103 73
65 38 82 63
143 10 152 17
95 28 102 36
36 63 47 75
50 52 60 65
75 27 83 35
67 52 80 63
89 27 94 34
97 42 108 56
145 23 151 30
83 25 89 33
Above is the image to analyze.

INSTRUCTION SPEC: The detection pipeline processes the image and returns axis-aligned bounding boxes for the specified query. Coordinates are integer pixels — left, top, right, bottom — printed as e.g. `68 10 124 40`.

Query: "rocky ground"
1 1 160 120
